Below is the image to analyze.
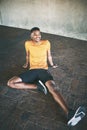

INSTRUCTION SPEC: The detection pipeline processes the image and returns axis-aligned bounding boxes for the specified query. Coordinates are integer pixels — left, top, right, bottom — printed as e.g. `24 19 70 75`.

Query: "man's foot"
37 80 48 95
67 106 86 126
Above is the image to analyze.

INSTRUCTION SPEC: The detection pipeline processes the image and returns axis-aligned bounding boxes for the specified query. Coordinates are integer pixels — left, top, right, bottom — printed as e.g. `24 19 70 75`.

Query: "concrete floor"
0 25 87 130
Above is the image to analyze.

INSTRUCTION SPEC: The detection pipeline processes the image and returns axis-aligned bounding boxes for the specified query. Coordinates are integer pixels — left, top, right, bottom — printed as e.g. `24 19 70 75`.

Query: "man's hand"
52 64 58 68
22 63 28 69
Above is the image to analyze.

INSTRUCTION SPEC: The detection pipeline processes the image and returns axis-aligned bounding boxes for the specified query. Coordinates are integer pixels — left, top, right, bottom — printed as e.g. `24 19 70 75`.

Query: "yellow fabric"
25 40 50 70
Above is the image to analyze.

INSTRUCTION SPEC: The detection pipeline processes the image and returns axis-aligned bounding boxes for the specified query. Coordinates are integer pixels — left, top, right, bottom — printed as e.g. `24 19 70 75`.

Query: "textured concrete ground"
0 25 87 130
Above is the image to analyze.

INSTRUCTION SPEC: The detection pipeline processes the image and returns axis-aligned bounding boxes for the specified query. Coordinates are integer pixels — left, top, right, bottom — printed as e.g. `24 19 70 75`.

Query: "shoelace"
74 107 86 118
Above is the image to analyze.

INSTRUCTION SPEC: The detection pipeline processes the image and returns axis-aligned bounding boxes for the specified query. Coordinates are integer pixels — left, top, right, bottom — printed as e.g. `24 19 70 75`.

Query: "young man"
7 27 86 126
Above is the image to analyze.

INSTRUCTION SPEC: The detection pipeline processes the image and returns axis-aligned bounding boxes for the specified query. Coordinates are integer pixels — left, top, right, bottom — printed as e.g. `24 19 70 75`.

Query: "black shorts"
19 69 53 84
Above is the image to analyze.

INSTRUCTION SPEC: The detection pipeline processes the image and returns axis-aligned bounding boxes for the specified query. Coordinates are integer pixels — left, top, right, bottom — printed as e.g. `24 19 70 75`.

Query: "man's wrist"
50 64 54 67
26 62 28 65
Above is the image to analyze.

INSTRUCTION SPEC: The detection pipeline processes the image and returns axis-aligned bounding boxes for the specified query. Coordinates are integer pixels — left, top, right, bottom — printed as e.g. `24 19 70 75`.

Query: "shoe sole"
67 106 86 126
38 80 47 95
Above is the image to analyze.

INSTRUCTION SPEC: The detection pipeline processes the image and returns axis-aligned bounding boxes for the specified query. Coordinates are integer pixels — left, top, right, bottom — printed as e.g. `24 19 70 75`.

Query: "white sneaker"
37 80 48 95
67 106 86 126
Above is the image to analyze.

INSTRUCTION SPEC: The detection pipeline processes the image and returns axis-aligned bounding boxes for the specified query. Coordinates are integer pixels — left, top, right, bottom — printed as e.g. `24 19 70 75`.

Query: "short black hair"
30 27 40 34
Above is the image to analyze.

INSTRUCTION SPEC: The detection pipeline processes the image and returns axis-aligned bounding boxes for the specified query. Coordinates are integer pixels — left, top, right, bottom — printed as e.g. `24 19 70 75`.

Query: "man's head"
30 27 41 42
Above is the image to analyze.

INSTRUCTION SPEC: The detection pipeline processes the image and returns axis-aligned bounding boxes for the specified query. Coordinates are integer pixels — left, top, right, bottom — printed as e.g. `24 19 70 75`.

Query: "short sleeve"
25 41 29 52
46 40 51 50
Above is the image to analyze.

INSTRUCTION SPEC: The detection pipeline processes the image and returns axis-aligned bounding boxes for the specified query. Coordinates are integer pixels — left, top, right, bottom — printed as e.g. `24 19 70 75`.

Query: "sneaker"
37 80 48 95
67 106 86 126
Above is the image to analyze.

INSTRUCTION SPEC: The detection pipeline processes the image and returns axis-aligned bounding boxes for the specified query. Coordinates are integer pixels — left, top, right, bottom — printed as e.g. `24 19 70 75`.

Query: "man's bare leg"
7 76 37 89
45 80 69 115
7 77 68 113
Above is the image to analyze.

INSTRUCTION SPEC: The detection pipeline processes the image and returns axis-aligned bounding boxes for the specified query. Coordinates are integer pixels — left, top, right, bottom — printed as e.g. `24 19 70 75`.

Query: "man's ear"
30 33 33 39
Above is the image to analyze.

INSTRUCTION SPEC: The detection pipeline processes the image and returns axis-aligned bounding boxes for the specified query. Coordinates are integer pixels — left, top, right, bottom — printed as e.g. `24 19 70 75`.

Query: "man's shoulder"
25 40 32 45
41 40 50 42
41 40 50 44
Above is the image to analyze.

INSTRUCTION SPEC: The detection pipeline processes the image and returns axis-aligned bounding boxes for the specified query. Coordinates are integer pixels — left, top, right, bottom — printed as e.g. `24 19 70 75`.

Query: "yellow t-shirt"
25 40 50 70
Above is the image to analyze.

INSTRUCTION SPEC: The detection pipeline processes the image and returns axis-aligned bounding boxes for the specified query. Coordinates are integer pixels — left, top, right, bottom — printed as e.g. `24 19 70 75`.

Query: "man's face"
31 30 41 42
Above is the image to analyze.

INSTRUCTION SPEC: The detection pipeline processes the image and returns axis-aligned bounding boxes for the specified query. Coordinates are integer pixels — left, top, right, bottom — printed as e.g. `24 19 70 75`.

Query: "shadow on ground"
0 25 87 130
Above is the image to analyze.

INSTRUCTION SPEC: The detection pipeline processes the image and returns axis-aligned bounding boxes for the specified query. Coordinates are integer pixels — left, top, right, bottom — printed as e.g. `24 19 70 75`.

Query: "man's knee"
7 79 13 87
45 80 56 92
7 76 21 87
7 80 10 86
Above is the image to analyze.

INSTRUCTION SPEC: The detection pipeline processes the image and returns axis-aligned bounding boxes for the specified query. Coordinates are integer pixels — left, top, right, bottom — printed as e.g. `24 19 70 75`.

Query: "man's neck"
32 40 41 44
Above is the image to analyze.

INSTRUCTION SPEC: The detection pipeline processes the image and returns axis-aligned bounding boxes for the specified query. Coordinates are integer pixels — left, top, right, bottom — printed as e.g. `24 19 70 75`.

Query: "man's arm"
47 50 58 68
23 51 30 68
